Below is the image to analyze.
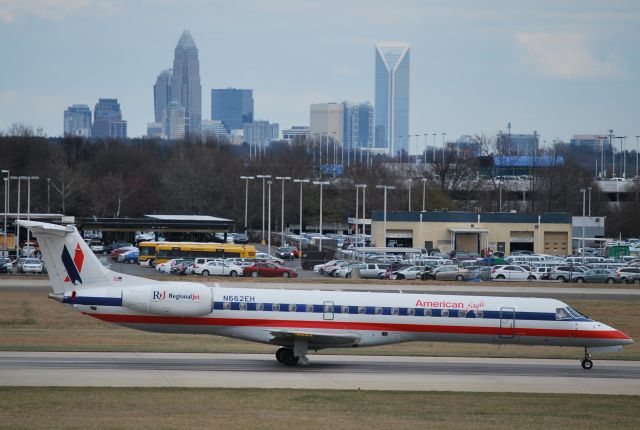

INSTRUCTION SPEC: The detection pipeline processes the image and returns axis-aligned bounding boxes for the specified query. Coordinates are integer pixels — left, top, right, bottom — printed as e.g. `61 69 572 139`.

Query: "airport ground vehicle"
19 220 634 369
154 243 257 265
243 262 298 278
193 260 243 277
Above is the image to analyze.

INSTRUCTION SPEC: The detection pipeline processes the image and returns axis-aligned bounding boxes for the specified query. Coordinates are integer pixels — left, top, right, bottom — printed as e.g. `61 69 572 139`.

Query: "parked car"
313 260 338 273
357 263 390 279
111 246 138 261
194 260 243 277
89 239 104 253
615 266 640 284
103 241 133 254
117 249 139 264
231 233 249 244
490 265 534 281
390 265 426 280
16 258 44 274
243 262 297 278
422 265 470 281
0 257 12 273
275 246 297 260
571 268 617 284
255 252 284 265
20 245 37 257
530 266 554 280
548 265 587 282
156 258 190 274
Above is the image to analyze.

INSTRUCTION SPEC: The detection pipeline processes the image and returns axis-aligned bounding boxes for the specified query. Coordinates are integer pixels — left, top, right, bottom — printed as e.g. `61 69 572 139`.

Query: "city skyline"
1 1 639 144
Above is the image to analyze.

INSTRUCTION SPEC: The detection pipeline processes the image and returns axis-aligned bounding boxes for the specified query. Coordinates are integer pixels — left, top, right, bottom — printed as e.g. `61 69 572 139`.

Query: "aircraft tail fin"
18 220 157 295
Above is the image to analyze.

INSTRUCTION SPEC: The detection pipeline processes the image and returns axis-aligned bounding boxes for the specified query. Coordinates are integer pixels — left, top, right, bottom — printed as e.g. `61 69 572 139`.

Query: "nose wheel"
581 348 593 370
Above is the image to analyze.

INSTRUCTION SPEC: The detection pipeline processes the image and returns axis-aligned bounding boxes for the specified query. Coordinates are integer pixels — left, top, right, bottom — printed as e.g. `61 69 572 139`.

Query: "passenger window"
556 308 571 320
239 303 247 311
375 307 383 315
458 310 466 318
306 304 314 312
324 304 333 313
342 306 349 314
424 309 432 317
441 309 449 317
407 308 415 316
256 303 264 311
272 303 280 312
358 306 366 314
223 302 231 310
391 308 399 316
476 310 484 318
288 303 296 312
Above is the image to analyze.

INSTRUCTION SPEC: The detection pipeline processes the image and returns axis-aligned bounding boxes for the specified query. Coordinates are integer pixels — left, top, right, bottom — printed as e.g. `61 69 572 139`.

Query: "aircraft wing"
266 329 361 346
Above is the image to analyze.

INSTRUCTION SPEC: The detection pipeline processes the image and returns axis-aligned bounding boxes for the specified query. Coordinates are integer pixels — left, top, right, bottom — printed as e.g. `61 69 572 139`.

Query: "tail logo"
62 243 84 285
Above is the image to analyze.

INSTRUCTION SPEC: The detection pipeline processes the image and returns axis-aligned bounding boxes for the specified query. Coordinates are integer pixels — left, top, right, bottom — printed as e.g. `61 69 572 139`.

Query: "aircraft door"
499 307 515 338
323 301 334 320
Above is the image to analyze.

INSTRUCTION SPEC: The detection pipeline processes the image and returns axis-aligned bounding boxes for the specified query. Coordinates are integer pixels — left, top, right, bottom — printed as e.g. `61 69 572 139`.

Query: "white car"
255 252 284 265
490 265 534 281
156 259 187 274
194 260 243 277
313 260 338 273
390 265 426 280
17 258 43 274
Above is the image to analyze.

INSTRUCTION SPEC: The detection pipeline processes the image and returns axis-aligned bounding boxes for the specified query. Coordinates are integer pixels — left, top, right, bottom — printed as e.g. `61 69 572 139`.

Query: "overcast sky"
1 0 638 151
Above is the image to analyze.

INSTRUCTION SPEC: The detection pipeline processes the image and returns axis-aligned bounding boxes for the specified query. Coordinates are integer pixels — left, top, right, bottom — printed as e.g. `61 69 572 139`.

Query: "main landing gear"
581 347 593 370
276 348 299 366
275 338 310 366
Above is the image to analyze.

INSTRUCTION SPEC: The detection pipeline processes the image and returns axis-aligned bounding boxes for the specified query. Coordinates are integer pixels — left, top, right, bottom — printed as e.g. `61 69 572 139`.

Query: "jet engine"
122 284 213 316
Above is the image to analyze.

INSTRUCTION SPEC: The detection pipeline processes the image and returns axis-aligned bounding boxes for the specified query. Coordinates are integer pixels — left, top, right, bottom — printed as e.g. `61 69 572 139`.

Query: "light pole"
423 134 428 163
616 136 627 178
275 176 291 245
636 135 640 178
421 178 428 211
256 174 271 244
10 176 23 257
356 184 367 252
441 132 446 165
355 184 367 256
313 181 330 251
1 170 8 255
293 179 309 256
432 133 437 162
25 176 39 246
588 186 592 217
407 179 412 211
267 180 272 256
580 188 586 265
419 211 424 249
376 185 395 249
240 176 255 234
46 177 51 214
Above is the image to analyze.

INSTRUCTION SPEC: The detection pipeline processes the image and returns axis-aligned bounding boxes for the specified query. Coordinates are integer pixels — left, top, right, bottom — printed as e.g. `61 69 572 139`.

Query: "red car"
243 262 298 278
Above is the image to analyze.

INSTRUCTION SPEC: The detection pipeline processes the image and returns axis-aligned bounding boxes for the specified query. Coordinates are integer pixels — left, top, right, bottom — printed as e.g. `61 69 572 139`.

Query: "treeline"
1 130 639 237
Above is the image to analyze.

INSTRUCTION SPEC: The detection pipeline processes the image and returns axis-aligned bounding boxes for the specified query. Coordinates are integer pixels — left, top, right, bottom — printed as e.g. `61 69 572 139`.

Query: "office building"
310 103 344 144
92 98 127 139
447 135 481 156
63 104 92 137
282 126 310 141
172 30 201 136
211 88 254 131
375 42 410 156
570 135 610 153
496 130 539 156
166 101 186 140
343 101 374 153
153 69 172 124
244 121 279 154
146 122 165 139
201 119 230 140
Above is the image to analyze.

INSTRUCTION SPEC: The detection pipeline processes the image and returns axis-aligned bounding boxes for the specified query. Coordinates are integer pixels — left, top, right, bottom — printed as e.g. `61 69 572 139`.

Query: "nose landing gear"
581 347 593 370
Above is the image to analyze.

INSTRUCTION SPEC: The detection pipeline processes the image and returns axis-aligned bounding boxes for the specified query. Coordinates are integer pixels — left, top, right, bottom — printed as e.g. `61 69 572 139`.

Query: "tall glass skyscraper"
172 30 201 136
211 88 254 132
153 69 172 124
343 101 374 152
63 104 92 137
374 42 410 156
92 98 127 139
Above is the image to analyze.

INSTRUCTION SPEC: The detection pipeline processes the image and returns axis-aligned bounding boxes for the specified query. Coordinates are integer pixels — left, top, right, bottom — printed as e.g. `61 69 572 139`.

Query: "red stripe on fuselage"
86 313 629 340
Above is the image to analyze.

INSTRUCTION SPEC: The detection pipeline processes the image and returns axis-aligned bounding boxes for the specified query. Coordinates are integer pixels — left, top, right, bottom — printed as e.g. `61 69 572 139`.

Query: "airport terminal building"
371 211 572 256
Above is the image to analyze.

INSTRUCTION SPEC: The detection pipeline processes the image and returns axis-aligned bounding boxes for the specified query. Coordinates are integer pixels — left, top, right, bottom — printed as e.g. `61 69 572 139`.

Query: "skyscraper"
310 103 344 144
375 42 410 156
63 104 92 137
92 98 127 139
166 101 186 140
153 69 172 124
172 30 201 136
244 121 279 155
211 88 254 132
343 101 374 153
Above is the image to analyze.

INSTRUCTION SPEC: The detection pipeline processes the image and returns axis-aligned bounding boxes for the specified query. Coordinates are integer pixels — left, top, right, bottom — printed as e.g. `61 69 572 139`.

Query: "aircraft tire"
581 359 593 370
275 348 287 363
277 348 298 366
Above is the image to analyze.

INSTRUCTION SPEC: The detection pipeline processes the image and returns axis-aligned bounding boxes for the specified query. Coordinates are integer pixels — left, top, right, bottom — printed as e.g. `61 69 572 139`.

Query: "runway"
1 352 639 395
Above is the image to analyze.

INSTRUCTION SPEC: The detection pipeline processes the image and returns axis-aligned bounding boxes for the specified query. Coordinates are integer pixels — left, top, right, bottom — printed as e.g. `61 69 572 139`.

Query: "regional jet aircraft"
20 220 632 369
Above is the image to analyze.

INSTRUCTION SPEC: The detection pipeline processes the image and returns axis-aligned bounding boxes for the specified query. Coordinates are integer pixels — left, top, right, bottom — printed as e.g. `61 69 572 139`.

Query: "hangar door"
544 232 568 255
510 231 534 253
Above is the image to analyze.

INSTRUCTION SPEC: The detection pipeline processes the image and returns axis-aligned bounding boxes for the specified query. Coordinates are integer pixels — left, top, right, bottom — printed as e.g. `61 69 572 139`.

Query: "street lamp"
293 179 310 256
10 176 24 257
615 136 627 178
423 134 428 163
419 211 424 250
267 180 272 256
636 135 640 178
441 132 446 165
313 181 330 251
25 176 39 246
407 179 412 211
588 186 592 217
376 185 395 249
46 177 51 214
355 184 367 253
240 176 255 233
421 178 428 211
256 174 271 244
275 176 291 245
432 133 437 162
580 188 586 265
1 170 8 255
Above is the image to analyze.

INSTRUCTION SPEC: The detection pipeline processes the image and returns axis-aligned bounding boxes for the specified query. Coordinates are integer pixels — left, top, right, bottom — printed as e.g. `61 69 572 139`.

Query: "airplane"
20 220 633 369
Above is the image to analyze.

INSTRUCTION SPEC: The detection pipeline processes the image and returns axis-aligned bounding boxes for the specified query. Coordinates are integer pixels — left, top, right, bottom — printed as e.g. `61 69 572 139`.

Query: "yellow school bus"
147 242 256 265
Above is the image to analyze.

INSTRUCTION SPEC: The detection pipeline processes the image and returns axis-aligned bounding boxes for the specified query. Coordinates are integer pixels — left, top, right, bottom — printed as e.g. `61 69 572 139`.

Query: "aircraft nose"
616 330 634 345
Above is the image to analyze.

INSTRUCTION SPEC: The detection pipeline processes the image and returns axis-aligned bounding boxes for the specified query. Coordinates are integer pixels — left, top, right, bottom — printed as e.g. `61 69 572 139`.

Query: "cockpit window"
566 307 587 319
555 308 572 320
